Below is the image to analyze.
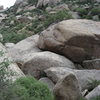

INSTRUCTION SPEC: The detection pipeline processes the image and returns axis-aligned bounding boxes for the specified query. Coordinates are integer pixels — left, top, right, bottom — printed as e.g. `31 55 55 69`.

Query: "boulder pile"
4 19 100 100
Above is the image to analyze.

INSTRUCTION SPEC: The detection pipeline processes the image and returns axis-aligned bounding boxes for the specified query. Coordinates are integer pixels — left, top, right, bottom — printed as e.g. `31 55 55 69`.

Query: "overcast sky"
0 0 16 9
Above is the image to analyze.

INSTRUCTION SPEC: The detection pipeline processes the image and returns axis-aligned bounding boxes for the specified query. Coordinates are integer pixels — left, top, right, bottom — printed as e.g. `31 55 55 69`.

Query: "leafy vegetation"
26 9 72 34
80 96 100 100
0 27 28 44
0 50 14 100
28 0 38 5
0 50 12 90
75 8 88 17
91 7 100 16
0 50 54 100
0 0 99 44
43 10 72 28
91 96 100 100
1 76 54 100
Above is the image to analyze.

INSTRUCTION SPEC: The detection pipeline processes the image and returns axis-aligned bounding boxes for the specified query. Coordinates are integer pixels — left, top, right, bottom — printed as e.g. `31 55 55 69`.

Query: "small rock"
93 15 99 21
10 20 14 25
5 43 15 48
39 77 55 91
46 7 52 12
0 34 3 42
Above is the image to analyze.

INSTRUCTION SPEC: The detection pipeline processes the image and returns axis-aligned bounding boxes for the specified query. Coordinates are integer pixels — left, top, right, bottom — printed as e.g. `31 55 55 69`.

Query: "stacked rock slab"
38 19 100 62
45 67 100 91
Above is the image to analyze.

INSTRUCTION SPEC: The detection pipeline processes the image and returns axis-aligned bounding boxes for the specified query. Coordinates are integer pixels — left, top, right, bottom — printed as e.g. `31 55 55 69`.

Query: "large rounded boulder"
21 51 75 78
38 19 100 62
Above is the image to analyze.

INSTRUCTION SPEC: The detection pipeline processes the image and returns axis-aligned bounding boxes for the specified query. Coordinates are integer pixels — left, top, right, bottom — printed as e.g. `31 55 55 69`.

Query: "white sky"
0 0 16 9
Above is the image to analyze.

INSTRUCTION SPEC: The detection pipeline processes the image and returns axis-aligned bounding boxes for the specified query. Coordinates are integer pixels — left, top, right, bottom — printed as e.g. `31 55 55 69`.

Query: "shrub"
76 8 88 17
3 32 28 44
15 76 37 89
28 82 53 100
28 0 37 5
1 84 29 100
91 7 100 16
80 96 100 100
13 24 25 31
0 28 28 43
2 76 54 100
44 9 72 28
80 97 87 100
91 96 100 100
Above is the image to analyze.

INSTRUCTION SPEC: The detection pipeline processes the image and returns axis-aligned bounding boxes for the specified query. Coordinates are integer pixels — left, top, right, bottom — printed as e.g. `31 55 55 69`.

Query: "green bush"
0 28 28 43
28 0 37 5
91 7 100 15
2 76 54 100
91 96 100 100
1 84 29 100
76 8 88 17
80 97 87 100
80 96 100 100
15 76 37 89
3 32 28 44
44 10 72 28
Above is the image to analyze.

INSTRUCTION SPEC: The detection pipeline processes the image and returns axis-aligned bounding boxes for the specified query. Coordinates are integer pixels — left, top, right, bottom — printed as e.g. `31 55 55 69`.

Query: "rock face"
85 85 100 100
7 35 41 63
83 59 100 69
22 51 75 78
0 42 24 81
38 19 100 62
45 67 100 91
53 74 82 100
37 0 62 7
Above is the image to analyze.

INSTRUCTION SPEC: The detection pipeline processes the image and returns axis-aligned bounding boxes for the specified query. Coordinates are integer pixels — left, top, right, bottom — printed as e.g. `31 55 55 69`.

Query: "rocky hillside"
0 0 100 44
0 0 100 100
